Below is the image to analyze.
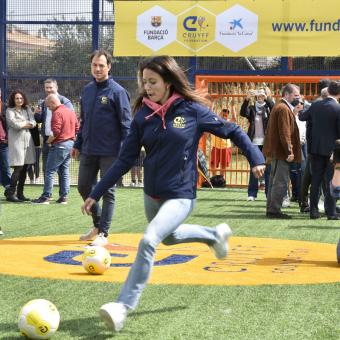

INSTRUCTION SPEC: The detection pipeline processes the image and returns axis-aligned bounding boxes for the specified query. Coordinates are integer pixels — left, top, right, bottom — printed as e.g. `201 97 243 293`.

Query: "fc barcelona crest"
151 16 162 27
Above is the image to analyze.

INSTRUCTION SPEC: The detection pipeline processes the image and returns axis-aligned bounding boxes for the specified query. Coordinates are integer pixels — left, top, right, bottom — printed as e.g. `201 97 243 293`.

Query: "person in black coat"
299 80 340 219
240 87 274 200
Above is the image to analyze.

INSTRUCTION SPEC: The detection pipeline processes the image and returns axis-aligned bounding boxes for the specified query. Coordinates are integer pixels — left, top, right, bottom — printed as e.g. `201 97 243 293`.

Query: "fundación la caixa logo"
215 4 258 52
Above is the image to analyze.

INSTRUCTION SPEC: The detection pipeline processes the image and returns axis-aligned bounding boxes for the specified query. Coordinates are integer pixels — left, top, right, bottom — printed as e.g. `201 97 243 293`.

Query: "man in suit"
263 83 302 219
299 80 340 220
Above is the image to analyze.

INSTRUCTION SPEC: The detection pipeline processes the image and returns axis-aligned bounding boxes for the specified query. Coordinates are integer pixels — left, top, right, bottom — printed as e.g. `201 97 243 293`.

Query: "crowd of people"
0 50 340 332
238 79 340 220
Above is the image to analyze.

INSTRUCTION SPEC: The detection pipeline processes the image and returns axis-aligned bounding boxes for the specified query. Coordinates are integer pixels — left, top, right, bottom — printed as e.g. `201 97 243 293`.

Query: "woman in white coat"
6 90 36 202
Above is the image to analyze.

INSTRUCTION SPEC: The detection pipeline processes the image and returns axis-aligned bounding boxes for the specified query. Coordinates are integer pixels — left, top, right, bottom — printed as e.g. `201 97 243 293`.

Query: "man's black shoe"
327 215 340 220
6 195 22 203
17 195 30 202
310 213 320 219
300 205 310 213
266 212 292 219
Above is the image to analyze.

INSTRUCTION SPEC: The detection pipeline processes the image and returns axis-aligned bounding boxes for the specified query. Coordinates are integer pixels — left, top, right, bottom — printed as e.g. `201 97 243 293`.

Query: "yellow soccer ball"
18 299 60 339
82 246 111 274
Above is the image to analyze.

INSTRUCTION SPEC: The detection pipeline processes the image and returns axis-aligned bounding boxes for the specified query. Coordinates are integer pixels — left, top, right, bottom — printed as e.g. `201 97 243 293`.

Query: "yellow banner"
114 0 340 56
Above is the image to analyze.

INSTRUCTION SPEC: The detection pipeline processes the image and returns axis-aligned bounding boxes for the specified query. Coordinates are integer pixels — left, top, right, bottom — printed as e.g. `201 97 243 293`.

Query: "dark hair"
7 90 29 108
327 80 340 96
90 49 112 65
44 78 58 86
317 78 331 95
282 83 300 97
133 55 209 113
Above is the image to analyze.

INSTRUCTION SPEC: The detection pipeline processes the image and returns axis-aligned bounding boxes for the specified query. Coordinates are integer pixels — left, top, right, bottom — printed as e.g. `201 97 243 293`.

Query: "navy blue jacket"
35 94 73 142
74 77 132 156
299 97 340 157
90 99 265 200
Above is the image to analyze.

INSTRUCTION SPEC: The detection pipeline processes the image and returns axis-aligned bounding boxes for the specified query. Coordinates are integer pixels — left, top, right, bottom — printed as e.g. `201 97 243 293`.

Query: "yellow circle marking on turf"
0 234 339 286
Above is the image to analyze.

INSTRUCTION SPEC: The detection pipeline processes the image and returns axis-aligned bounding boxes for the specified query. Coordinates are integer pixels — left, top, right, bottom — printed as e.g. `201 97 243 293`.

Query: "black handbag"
30 125 40 147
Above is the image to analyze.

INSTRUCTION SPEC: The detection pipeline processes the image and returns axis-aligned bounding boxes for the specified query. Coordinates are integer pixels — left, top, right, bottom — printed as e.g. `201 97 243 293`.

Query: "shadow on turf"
193 212 306 220
288 225 340 230
0 305 188 339
257 258 339 268
197 197 240 202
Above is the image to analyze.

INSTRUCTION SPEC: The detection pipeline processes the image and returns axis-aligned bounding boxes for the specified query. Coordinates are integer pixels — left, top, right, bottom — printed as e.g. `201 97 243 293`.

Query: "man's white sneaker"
99 302 127 332
247 196 255 201
79 227 99 241
282 197 290 208
91 233 108 246
210 223 232 259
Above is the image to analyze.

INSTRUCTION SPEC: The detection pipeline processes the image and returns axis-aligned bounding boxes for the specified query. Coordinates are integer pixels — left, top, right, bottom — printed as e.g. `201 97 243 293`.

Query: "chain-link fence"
1 0 340 186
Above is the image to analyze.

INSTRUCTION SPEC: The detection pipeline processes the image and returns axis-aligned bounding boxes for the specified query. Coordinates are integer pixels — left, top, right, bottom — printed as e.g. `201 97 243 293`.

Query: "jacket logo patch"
173 116 186 129
100 96 109 105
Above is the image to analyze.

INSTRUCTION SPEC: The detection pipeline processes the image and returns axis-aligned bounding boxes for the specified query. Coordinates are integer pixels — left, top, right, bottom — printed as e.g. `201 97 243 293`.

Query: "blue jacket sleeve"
114 89 132 141
198 105 265 167
89 119 141 201
298 105 311 122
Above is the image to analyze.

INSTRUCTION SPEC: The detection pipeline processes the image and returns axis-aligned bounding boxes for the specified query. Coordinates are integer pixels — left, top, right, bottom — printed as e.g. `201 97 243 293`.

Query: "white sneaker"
91 233 108 246
0 227 3 235
247 196 255 201
99 302 127 332
210 223 232 259
318 199 325 213
79 227 99 241
282 197 290 208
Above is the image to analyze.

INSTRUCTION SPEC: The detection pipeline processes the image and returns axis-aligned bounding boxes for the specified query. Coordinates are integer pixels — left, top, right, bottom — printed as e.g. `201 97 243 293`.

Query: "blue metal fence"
1 0 340 186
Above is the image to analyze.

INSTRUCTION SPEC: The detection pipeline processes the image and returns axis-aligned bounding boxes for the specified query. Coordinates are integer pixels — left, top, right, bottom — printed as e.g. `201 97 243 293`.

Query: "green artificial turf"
1 186 340 339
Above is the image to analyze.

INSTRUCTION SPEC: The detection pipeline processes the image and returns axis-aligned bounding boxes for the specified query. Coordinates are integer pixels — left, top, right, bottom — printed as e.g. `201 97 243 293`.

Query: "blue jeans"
77 154 116 237
43 142 62 196
42 141 73 198
117 194 221 310
248 145 270 197
0 143 11 188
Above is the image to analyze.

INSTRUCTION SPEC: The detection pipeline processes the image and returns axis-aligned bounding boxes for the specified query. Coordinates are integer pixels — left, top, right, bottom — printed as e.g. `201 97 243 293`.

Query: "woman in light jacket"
6 90 36 202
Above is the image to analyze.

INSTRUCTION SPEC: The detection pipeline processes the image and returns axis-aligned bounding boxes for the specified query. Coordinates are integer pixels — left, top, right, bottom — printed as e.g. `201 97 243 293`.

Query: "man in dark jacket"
72 49 132 246
299 80 340 219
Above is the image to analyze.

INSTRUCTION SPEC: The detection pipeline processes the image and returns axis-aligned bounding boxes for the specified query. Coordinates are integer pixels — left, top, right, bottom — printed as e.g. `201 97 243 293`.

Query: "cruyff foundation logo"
173 116 186 128
100 96 108 105
177 5 216 52
0 234 338 286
